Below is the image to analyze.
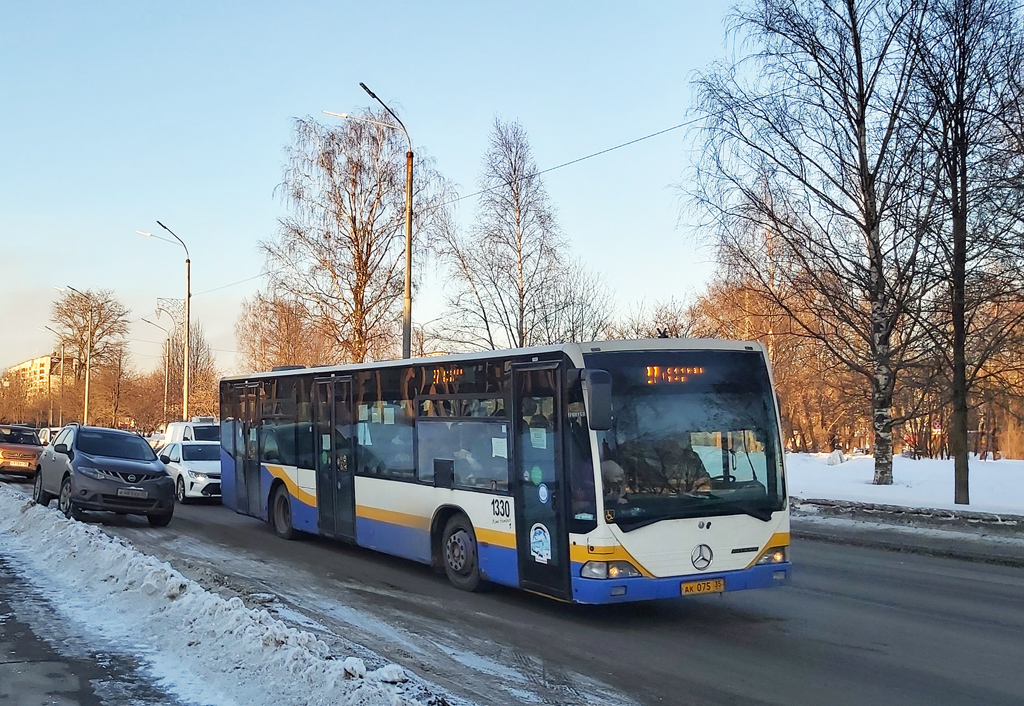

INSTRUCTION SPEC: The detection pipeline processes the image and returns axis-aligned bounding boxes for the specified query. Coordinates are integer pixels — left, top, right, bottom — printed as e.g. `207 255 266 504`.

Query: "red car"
0 425 43 477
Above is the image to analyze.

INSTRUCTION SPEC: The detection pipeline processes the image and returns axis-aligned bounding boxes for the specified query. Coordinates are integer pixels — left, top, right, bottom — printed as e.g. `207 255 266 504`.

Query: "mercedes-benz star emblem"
691 544 713 570
127 475 136 483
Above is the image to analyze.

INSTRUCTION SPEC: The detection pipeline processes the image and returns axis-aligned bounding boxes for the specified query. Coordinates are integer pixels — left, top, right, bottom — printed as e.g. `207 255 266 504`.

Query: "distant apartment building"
2 354 70 397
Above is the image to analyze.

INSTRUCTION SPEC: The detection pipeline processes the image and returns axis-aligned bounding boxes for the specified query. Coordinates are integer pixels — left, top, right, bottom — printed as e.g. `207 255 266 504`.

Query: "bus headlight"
581 561 642 579
756 546 788 565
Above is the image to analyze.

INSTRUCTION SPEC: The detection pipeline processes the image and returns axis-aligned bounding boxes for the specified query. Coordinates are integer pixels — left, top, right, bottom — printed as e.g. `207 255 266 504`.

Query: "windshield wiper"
722 501 774 522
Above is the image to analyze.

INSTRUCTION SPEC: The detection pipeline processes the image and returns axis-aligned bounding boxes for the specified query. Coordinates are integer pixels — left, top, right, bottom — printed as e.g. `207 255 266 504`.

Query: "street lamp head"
52 285 66 293
136 230 153 237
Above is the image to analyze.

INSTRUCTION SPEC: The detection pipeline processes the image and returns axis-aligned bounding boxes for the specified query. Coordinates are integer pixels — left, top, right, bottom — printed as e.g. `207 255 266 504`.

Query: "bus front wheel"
442 515 481 592
272 485 295 540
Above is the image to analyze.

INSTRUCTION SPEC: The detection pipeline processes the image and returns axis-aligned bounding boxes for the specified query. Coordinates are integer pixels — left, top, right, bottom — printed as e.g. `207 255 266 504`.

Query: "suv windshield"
182 444 219 461
0 427 41 445
584 349 785 529
191 426 219 442
77 430 157 461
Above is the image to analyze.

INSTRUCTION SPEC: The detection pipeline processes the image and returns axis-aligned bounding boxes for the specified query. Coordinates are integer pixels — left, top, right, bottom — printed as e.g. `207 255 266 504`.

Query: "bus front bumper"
570 562 791 604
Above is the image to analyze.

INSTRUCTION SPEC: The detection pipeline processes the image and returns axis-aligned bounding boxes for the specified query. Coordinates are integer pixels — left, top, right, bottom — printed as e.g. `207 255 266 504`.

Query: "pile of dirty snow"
0 484 422 706
786 453 1024 516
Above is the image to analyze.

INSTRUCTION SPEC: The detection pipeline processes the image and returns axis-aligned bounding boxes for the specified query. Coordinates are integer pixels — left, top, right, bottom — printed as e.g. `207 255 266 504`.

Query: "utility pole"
58 343 64 426
142 317 171 427
84 309 93 425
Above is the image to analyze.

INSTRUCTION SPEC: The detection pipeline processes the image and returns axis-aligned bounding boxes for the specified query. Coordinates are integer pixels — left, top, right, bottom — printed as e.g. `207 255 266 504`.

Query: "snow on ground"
787 452 1024 516
0 484 451 706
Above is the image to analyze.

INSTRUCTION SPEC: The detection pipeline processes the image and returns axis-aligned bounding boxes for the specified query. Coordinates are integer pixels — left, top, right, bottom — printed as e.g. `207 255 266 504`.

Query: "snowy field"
787 452 1024 516
0 484 456 706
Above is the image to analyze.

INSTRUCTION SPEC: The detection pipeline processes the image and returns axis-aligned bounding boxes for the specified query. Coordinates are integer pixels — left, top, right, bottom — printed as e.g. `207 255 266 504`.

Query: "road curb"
790 521 1024 568
792 497 1024 528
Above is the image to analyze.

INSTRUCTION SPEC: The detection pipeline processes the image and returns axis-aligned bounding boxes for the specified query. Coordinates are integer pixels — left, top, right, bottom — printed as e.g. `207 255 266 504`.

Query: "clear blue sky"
1 1 728 374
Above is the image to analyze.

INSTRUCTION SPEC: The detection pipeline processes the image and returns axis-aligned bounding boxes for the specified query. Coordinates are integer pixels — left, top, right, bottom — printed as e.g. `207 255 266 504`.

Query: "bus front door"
512 363 570 600
314 378 355 541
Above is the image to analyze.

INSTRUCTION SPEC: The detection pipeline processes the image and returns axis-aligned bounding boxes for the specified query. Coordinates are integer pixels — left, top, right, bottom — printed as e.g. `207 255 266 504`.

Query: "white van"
163 417 220 444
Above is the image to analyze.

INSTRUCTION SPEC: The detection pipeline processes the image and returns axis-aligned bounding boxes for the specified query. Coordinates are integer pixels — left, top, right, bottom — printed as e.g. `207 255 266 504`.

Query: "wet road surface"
8 479 1024 706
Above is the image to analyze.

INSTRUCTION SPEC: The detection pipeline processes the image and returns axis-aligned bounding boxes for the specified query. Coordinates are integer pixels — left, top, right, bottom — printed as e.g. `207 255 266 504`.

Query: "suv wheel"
58 477 83 521
148 508 174 527
33 472 53 507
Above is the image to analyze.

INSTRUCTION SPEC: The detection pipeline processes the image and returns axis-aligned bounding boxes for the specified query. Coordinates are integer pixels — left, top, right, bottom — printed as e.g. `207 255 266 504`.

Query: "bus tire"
442 514 481 592
271 484 295 540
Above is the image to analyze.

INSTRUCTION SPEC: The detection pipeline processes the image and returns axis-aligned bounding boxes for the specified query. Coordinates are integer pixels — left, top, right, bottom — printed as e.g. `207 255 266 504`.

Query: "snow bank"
787 453 1024 515
0 485 421 706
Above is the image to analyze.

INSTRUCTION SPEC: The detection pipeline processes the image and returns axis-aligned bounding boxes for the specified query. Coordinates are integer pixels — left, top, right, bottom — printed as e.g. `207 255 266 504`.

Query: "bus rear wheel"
442 515 481 592
272 485 295 540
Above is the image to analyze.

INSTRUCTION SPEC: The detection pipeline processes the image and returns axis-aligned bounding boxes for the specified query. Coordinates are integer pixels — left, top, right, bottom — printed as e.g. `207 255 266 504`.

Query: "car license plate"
9 461 30 467
682 578 725 595
117 488 148 499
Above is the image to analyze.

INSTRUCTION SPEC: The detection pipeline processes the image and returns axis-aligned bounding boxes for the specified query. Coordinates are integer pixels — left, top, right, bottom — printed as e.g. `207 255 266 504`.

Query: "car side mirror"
54 443 69 455
160 455 171 464
582 369 612 431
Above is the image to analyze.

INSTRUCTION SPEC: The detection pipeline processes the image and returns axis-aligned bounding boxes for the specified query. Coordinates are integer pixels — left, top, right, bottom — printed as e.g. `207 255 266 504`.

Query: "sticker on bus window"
538 483 550 504
371 407 381 424
530 523 551 564
383 407 395 425
358 405 369 421
357 423 372 446
491 437 507 458
321 435 331 451
530 428 547 449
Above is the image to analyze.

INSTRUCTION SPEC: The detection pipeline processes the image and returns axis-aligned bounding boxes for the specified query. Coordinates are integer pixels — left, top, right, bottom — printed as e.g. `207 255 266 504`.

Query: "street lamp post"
141 318 170 425
137 224 191 420
40 326 66 427
324 81 414 359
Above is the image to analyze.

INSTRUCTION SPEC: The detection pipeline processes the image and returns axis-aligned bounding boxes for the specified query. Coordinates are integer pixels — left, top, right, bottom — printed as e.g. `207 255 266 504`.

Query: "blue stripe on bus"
355 516 432 563
220 448 237 511
478 543 519 587
259 466 318 533
569 562 791 604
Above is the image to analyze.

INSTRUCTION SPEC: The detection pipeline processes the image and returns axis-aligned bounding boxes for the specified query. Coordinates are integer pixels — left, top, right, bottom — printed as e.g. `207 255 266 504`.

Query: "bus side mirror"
582 369 612 431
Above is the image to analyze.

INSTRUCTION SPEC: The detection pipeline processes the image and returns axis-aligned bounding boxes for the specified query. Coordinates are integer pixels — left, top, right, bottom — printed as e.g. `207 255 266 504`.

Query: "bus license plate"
117 488 148 499
682 578 725 595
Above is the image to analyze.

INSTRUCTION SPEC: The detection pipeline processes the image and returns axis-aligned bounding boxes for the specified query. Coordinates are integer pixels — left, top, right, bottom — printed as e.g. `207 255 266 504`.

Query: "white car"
159 441 222 502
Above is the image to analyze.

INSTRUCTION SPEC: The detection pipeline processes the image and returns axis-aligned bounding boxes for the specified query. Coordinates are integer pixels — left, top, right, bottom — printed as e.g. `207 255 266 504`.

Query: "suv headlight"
580 561 642 579
756 546 788 565
78 466 106 480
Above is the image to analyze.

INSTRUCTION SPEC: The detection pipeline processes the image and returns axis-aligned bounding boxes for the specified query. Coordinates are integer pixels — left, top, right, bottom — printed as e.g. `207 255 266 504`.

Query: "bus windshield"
584 349 785 530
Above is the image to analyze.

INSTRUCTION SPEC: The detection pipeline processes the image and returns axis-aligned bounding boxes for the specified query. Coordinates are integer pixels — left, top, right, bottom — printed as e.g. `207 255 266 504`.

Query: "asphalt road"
12 480 1024 706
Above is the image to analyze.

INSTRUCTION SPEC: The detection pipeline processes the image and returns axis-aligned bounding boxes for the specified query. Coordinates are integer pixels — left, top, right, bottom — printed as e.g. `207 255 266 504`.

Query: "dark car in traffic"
34 424 175 526
0 425 43 477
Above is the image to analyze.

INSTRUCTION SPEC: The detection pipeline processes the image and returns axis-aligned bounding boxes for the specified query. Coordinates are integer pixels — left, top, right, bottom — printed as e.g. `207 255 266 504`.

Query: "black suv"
34 424 175 526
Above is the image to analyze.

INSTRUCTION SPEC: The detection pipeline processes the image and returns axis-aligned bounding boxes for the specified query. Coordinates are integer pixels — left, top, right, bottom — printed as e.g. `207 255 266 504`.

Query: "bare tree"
439 118 565 349
164 322 218 419
912 0 1024 502
235 291 337 372
263 112 450 363
691 0 935 484
536 259 615 344
51 288 131 380
607 297 700 340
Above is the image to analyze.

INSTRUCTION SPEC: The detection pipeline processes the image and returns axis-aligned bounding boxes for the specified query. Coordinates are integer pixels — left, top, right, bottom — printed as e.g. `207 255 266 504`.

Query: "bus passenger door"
512 363 570 599
314 378 355 541
240 384 262 517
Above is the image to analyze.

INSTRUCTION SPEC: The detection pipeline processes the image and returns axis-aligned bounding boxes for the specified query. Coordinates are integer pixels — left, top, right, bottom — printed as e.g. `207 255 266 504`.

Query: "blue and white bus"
219 339 790 603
